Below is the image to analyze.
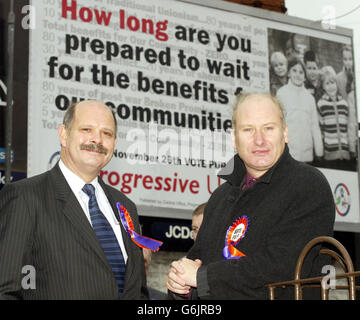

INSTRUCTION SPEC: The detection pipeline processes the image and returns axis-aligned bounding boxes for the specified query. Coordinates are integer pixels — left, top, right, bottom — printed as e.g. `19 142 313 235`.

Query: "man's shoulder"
206 180 234 208
2 169 52 191
284 159 330 189
0 170 55 207
293 160 325 176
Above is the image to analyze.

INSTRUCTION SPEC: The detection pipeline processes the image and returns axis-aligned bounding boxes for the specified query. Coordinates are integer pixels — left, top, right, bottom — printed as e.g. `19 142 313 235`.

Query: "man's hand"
166 258 202 294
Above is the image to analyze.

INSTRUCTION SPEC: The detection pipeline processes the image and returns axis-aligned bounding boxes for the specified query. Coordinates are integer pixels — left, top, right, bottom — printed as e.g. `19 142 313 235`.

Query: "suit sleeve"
0 184 35 300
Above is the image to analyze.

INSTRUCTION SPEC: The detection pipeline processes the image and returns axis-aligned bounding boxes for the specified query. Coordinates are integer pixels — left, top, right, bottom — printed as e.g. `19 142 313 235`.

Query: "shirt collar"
242 172 258 189
59 160 98 194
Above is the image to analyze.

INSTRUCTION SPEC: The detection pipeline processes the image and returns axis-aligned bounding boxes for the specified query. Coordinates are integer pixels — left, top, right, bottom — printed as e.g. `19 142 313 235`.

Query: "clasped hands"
166 257 202 295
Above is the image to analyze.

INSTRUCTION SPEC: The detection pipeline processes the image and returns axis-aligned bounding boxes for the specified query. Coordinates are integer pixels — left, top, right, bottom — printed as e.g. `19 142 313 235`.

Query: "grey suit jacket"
0 163 148 300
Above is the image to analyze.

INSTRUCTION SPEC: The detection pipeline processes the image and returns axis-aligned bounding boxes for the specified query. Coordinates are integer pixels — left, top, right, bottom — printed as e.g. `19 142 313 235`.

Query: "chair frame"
265 236 360 300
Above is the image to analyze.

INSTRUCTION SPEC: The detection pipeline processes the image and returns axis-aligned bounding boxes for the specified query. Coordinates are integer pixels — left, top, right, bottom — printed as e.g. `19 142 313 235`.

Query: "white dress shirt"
59 160 128 263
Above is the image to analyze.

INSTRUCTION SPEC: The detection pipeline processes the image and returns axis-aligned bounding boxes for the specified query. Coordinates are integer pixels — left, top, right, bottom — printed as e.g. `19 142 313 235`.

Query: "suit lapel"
50 164 113 272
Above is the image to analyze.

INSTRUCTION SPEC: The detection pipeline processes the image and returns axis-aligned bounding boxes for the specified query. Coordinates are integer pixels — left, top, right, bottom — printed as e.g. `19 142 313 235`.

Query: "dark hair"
62 102 77 130
287 57 306 74
304 50 316 64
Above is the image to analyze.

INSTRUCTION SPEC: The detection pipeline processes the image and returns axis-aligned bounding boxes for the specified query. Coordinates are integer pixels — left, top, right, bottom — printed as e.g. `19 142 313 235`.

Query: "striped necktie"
82 183 126 297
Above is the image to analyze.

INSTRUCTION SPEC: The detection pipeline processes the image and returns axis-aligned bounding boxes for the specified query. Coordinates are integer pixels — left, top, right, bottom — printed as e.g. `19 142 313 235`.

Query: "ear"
58 124 68 147
283 125 289 144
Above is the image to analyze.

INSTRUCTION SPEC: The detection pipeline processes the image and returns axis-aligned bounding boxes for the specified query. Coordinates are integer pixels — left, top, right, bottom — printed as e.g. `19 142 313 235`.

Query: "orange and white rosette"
223 216 249 259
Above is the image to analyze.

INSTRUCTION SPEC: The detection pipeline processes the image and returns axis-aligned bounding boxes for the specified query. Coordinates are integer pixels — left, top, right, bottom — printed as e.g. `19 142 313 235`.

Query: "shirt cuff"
196 265 210 298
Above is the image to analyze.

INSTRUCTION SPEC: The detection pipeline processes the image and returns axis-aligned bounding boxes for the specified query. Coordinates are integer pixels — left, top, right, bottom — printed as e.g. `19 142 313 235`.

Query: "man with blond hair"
167 93 335 299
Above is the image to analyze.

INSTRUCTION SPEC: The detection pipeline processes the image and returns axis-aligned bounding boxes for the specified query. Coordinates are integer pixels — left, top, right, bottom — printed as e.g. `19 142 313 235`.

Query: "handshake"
166 257 203 295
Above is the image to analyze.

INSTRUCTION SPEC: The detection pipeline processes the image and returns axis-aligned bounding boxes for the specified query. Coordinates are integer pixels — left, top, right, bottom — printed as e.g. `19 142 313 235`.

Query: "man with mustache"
167 93 335 299
0 100 148 299
80 143 108 155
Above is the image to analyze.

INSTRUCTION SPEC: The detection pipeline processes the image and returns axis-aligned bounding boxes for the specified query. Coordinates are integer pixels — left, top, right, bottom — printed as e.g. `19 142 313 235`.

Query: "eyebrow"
79 124 115 132
239 122 279 127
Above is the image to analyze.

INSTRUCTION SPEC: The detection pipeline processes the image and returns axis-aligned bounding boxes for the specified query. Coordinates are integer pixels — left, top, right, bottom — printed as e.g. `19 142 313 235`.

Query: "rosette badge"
223 216 249 259
117 202 163 252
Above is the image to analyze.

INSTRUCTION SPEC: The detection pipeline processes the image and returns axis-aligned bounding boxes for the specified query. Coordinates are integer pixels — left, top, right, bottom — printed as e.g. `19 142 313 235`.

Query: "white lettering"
321 265 336 290
165 225 192 239
21 265 36 290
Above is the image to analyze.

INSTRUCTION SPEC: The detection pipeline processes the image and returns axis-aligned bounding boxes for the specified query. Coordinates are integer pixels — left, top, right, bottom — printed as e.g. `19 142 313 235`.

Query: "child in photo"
317 66 355 161
276 58 323 162
304 50 322 102
336 45 353 101
269 51 288 95
346 88 358 162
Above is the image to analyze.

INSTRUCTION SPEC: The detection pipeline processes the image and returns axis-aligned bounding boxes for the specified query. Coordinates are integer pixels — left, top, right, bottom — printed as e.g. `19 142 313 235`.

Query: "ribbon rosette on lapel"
223 216 249 259
117 202 163 252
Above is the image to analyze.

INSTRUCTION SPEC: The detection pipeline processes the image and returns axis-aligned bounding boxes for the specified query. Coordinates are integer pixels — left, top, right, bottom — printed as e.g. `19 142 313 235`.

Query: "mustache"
80 144 108 155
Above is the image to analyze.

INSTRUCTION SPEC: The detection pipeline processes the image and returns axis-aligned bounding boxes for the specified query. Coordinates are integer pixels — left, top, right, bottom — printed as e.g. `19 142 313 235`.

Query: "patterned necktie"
82 183 125 297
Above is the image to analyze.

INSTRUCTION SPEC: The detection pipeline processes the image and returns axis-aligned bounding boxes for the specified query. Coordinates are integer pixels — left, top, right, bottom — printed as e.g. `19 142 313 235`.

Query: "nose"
89 129 102 145
254 129 265 146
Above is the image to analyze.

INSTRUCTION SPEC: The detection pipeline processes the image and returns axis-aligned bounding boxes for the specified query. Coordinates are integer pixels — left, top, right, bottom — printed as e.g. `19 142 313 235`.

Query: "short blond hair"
192 203 206 217
320 65 336 84
232 92 286 129
270 51 287 67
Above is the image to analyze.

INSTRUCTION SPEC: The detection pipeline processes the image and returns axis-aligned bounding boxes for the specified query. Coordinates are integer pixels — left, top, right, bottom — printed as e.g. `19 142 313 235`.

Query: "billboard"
26 0 359 228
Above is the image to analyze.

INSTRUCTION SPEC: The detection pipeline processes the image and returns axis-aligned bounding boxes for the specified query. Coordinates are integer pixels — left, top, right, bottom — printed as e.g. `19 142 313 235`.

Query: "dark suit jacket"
0 163 148 300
